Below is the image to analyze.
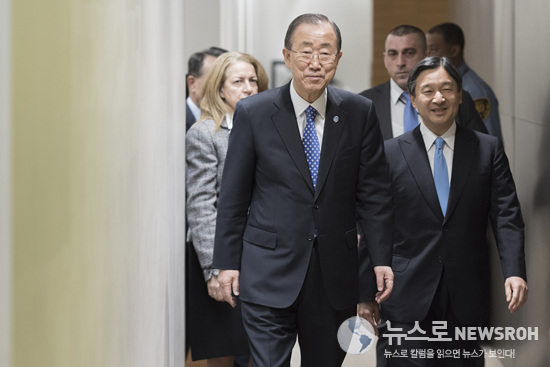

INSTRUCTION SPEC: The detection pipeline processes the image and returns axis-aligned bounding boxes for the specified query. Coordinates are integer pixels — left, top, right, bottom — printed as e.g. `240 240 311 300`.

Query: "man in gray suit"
360 25 487 140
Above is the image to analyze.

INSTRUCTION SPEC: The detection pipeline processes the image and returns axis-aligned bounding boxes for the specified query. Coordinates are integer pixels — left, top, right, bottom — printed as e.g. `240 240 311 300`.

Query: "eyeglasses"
287 49 339 65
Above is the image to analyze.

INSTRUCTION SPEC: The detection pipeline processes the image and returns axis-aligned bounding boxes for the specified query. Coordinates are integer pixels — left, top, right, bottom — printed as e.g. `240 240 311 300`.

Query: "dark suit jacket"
360 81 488 140
213 83 393 310
186 101 196 131
381 125 526 325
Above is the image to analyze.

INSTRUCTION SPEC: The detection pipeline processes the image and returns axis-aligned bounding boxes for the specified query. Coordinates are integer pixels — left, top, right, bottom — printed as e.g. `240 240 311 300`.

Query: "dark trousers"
241 244 356 367
376 272 484 367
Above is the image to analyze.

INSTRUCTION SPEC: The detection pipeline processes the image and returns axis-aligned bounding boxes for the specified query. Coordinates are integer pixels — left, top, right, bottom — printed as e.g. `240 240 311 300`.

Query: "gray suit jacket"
360 80 488 140
186 117 230 280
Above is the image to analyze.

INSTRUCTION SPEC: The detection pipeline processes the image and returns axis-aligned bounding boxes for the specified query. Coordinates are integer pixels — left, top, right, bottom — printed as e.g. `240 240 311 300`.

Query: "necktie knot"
435 137 445 150
402 92 418 132
306 105 318 122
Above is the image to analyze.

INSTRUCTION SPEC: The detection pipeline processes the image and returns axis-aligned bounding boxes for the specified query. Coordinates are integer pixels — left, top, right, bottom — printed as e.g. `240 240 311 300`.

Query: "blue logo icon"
337 316 377 355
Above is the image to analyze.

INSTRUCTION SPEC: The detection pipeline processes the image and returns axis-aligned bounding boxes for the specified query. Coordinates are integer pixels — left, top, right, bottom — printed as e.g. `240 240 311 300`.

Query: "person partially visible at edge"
186 51 268 367
186 46 228 131
427 22 503 141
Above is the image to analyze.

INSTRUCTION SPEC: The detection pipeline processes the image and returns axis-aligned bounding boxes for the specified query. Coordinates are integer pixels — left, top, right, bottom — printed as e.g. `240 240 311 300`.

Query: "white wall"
256 0 373 92
508 1 550 364
217 0 373 93
453 1 550 365
184 0 222 70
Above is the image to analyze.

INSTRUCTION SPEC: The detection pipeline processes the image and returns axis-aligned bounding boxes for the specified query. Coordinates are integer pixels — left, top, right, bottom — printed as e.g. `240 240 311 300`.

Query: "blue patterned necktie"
402 91 418 132
434 137 450 215
303 106 320 189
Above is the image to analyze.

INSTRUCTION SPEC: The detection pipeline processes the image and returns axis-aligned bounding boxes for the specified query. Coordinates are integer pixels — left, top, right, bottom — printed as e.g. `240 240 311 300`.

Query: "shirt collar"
221 113 232 130
390 78 407 105
290 79 327 119
420 121 457 152
186 97 201 121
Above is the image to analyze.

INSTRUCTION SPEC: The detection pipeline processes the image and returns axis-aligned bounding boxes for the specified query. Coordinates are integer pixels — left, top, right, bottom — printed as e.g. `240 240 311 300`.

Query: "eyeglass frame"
286 48 340 65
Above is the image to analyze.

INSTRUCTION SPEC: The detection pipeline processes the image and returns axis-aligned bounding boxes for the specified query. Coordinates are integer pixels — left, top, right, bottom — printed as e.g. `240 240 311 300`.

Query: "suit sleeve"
212 103 256 270
356 101 394 300
458 90 489 134
185 122 219 280
489 137 527 281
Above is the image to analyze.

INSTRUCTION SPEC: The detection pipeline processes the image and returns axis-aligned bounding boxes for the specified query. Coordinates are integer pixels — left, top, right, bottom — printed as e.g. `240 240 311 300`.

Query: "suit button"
438 256 443 263
314 204 319 209
307 235 314 241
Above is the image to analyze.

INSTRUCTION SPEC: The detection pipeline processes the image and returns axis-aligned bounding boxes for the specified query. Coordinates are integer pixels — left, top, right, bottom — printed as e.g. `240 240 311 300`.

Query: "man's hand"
373 266 394 303
217 270 240 307
358 301 381 336
505 276 528 313
207 275 224 301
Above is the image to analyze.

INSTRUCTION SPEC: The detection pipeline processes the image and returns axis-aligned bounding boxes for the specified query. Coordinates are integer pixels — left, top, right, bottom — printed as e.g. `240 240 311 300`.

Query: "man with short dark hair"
427 22 503 140
213 13 394 366
360 25 487 140
377 56 527 366
186 46 227 130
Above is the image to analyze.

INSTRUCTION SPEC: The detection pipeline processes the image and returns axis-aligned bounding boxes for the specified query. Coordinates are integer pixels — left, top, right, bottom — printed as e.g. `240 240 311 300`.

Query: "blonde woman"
186 52 268 366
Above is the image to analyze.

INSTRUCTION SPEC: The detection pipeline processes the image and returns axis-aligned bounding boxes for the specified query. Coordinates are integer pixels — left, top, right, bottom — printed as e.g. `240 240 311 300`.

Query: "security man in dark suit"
360 25 487 140
213 13 394 367
185 46 227 130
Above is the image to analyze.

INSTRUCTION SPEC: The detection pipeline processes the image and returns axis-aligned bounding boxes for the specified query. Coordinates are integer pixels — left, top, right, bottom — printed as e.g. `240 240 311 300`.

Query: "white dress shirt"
420 122 456 184
186 96 201 121
290 79 327 149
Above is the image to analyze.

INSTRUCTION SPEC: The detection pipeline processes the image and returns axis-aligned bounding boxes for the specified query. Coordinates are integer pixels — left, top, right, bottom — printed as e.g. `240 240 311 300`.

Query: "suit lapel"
378 81 393 139
398 128 443 220
444 126 478 224
315 86 346 199
271 83 315 193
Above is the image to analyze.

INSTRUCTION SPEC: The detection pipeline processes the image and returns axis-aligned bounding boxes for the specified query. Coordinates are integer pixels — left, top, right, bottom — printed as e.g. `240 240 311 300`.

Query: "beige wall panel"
514 0 550 127
1 0 12 365
12 1 185 367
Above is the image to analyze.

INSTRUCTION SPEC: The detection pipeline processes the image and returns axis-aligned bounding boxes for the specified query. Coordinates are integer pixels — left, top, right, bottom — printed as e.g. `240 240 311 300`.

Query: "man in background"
427 22 503 140
186 46 227 130
360 25 487 140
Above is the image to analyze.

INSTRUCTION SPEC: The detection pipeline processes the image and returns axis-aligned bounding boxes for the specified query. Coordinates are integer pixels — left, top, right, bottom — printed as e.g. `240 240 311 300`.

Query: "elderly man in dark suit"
213 13 394 367
375 56 528 366
360 25 487 140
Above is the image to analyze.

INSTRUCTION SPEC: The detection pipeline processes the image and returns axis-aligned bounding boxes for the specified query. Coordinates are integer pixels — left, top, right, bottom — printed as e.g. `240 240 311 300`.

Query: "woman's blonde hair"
199 51 268 130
